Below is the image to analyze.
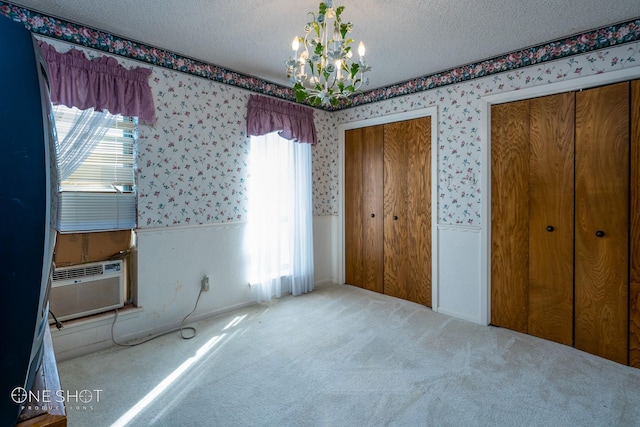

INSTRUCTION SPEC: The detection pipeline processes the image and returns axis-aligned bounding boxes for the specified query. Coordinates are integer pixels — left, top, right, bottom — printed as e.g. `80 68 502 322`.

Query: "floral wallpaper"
311 110 340 216
2 3 640 227
139 71 250 226
138 69 336 226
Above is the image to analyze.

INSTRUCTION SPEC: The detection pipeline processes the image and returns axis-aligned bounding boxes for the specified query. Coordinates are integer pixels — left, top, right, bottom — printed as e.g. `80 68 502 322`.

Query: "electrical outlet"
201 276 210 292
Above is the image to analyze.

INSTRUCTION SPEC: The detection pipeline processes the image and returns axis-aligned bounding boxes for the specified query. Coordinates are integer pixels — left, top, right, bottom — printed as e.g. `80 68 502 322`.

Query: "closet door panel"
344 129 363 287
491 100 530 333
406 117 432 307
383 117 431 306
527 93 575 345
362 125 385 293
631 79 640 368
383 121 409 299
575 82 629 365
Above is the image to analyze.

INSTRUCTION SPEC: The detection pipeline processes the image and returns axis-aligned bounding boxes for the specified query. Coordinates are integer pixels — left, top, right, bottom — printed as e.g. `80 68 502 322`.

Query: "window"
246 132 314 303
53 105 137 232
247 133 293 279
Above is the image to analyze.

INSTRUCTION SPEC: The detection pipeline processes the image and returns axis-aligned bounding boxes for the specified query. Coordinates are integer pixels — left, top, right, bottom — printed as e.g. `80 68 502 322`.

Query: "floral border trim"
0 1 297 102
346 19 640 109
2 2 639 111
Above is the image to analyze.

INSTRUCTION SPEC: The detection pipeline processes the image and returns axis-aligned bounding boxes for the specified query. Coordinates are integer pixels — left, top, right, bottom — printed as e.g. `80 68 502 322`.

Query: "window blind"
53 106 137 232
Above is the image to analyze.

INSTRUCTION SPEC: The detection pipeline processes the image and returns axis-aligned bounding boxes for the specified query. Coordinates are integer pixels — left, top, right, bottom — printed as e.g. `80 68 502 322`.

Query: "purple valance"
38 41 156 123
246 95 317 145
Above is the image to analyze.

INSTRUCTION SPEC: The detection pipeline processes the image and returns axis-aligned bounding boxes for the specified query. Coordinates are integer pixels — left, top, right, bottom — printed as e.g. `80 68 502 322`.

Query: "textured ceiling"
6 0 640 91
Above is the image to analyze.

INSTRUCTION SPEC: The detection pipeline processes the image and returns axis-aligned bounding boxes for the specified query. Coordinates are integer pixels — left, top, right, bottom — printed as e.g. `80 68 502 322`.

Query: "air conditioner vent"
50 260 124 321
53 264 103 281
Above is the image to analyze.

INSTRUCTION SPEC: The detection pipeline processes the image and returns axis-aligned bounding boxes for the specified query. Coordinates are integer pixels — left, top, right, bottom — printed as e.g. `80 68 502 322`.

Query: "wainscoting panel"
313 215 339 285
435 225 482 324
51 218 338 360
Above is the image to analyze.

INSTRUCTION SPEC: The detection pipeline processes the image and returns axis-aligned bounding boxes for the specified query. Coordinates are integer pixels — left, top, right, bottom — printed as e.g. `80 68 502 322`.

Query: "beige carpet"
58 283 640 426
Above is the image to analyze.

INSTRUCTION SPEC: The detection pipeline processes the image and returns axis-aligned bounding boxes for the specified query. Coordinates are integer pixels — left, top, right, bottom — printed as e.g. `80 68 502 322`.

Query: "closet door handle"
370 213 375 218
595 230 605 238
393 215 398 221
546 225 554 232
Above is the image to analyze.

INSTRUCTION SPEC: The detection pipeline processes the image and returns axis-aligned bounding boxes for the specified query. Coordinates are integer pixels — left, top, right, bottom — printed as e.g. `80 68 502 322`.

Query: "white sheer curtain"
54 106 116 181
289 141 314 297
247 131 314 303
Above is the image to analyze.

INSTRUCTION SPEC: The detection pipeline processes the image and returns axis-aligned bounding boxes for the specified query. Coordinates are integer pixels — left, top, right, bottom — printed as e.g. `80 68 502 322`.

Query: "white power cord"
111 287 204 347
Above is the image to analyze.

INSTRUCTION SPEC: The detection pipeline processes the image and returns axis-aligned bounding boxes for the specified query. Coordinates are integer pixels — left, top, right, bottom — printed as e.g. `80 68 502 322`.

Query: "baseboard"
435 306 481 324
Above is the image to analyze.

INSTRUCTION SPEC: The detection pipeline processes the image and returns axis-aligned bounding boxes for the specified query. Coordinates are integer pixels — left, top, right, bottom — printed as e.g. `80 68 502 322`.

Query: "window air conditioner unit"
50 259 124 322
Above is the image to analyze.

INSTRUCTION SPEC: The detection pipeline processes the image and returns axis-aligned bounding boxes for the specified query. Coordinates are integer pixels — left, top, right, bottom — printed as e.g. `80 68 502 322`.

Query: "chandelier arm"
324 14 330 92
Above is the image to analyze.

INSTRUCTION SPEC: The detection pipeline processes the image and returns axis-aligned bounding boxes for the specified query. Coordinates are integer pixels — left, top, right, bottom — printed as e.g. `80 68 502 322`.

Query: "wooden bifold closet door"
491 92 575 345
528 93 575 346
574 83 629 364
492 81 640 366
345 125 384 294
345 117 431 307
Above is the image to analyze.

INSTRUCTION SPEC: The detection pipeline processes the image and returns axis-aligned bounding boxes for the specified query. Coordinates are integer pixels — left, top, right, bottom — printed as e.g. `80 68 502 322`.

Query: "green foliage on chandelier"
350 62 360 80
293 82 309 103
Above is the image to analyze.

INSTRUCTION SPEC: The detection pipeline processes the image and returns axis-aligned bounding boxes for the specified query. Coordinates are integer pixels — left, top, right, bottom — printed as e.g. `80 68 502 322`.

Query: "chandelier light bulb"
292 37 300 52
358 41 365 58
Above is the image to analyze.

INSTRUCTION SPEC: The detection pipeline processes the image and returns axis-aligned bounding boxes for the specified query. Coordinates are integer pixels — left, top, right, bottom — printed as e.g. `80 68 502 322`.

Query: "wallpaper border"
1 2 639 111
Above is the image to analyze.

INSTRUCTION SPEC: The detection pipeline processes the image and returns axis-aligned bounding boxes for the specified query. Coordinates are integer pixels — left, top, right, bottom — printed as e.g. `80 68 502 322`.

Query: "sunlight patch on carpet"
110 333 226 427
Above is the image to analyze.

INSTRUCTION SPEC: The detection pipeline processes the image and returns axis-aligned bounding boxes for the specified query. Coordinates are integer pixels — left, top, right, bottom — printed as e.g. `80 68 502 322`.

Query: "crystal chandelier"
286 1 371 107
